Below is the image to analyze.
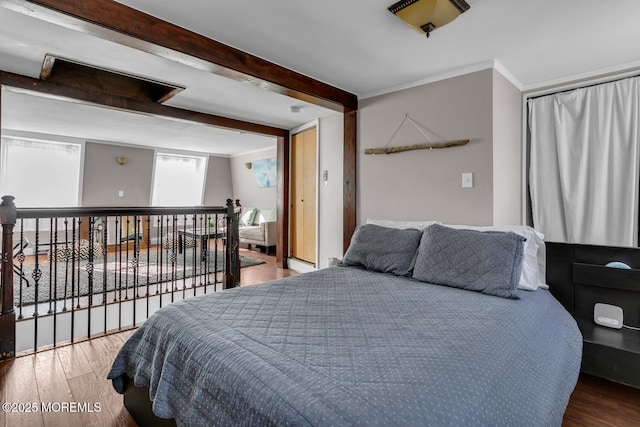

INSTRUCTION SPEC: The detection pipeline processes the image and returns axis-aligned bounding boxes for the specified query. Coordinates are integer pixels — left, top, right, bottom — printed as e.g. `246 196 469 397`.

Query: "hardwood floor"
2 250 639 426
0 331 137 427
563 374 640 427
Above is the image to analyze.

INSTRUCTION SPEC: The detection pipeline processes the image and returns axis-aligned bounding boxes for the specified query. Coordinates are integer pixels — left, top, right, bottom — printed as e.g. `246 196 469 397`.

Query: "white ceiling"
1 0 640 155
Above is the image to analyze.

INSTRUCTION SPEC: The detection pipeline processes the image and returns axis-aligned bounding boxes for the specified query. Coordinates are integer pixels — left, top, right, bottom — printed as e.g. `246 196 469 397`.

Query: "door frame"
288 120 319 271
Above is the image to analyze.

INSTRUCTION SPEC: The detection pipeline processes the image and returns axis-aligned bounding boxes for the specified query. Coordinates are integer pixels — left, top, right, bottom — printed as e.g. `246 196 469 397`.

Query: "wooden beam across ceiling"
1 0 358 113
0 70 289 138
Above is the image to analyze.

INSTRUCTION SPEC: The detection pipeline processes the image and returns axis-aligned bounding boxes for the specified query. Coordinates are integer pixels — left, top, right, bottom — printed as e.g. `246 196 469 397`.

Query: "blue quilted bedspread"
108 266 582 426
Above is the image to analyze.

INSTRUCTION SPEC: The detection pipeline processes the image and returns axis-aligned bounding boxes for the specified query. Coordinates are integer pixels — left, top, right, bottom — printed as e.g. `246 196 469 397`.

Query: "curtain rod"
526 72 640 100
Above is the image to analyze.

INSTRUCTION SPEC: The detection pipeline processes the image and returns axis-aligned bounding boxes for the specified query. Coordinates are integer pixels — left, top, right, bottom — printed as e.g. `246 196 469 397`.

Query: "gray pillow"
341 224 422 276
412 224 525 299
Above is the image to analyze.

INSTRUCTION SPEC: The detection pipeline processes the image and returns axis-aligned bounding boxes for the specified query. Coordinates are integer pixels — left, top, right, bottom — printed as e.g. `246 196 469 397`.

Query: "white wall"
358 69 495 226
318 113 344 266
230 147 277 210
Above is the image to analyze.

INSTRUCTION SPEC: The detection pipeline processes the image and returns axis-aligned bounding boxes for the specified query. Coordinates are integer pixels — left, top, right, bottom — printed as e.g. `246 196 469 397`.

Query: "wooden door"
290 127 317 265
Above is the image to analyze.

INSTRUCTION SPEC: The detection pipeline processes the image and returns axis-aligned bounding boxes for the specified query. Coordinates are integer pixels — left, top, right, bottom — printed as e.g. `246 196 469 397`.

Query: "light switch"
118 190 124 198
462 173 473 188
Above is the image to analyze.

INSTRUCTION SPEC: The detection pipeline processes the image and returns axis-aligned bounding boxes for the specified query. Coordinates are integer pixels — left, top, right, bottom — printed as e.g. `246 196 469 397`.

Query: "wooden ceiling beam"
2 0 358 113
0 70 289 138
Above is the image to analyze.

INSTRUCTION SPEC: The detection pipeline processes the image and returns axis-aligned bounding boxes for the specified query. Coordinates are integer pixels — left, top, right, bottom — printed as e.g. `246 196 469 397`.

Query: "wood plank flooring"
2 249 640 426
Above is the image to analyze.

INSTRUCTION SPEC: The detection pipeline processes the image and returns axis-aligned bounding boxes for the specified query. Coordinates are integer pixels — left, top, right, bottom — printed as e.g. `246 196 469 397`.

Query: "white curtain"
529 77 640 246
152 153 206 206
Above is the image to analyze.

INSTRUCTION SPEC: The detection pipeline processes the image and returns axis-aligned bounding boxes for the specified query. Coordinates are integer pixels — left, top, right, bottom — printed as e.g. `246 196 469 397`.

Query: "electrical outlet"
118 190 124 198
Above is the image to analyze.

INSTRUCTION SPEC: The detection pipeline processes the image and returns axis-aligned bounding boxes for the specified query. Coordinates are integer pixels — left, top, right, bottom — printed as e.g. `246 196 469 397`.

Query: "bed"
108 223 582 426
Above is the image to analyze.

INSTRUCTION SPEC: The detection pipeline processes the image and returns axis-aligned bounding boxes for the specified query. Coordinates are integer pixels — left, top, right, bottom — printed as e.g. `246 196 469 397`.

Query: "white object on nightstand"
594 303 623 329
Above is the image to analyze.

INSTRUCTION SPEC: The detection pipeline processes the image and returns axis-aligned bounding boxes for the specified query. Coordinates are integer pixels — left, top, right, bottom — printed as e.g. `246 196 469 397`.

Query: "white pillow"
366 219 440 230
443 224 546 291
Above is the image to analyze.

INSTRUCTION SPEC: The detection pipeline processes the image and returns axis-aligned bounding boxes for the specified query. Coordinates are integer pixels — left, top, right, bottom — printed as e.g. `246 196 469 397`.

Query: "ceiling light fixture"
289 106 301 113
388 0 470 38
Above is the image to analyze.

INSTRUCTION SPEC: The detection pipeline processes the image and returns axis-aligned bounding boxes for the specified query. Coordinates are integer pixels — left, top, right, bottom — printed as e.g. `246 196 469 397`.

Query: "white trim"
315 122 320 269
290 120 318 135
287 257 317 274
360 60 497 100
522 61 640 94
521 94 529 226
3 129 236 158
229 144 277 158
493 59 524 91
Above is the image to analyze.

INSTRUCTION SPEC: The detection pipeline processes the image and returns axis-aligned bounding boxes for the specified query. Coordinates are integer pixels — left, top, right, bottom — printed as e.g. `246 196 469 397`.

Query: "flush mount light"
388 0 470 38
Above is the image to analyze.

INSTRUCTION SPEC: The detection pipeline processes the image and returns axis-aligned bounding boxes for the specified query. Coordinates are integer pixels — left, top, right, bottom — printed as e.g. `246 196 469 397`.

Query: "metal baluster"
116 216 122 330
158 216 164 307
62 219 69 312
204 213 210 287
134 216 140 298
70 218 76 343
86 217 95 338
182 214 187 299
47 220 54 315
16 219 25 319
170 215 177 302
113 216 119 303
132 215 140 326
191 214 197 295
212 213 218 291
145 216 151 319
52 218 58 347
75 218 81 310
198 216 202 292
102 216 108 335
32 219 40 351
124 216 130 301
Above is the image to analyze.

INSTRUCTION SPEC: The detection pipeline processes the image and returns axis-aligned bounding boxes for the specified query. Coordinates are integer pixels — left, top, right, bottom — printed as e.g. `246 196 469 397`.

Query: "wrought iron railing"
0 196 240 359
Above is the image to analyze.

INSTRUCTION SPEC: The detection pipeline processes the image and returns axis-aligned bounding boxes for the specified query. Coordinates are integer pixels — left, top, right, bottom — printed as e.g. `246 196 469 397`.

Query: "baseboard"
288 257 316 273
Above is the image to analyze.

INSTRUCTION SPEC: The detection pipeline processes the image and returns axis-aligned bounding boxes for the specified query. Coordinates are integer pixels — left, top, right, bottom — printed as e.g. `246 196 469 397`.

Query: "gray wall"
230 147 277 210
492 69 523 225
82 142 154 206
83 142 234 207
203 155 233 206
318 113 344 266
358 69 495 226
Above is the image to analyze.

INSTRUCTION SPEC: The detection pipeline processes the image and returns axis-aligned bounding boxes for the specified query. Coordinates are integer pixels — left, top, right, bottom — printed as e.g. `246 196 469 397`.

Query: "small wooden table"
177 228 225 260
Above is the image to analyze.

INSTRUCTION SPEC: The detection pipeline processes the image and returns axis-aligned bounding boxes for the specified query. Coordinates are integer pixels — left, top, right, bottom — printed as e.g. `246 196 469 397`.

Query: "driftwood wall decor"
364 114 469 155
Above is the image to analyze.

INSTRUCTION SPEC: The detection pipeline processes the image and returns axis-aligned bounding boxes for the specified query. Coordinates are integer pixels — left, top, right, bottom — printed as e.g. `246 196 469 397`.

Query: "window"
0 137 82 207
151 153 207 206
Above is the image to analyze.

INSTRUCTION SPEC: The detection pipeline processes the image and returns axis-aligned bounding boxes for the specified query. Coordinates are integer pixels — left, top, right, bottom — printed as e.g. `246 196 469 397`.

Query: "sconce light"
245 162 253 169
388 0 470 38
116 156 128 165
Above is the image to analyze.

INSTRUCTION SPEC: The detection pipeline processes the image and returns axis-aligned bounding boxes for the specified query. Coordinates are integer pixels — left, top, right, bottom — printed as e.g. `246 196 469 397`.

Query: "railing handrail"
15 205 239 219
0 196 242 360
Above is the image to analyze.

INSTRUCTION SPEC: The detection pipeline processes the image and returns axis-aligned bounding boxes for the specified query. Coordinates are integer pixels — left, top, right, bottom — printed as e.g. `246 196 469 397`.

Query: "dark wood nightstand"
547 242 640 389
